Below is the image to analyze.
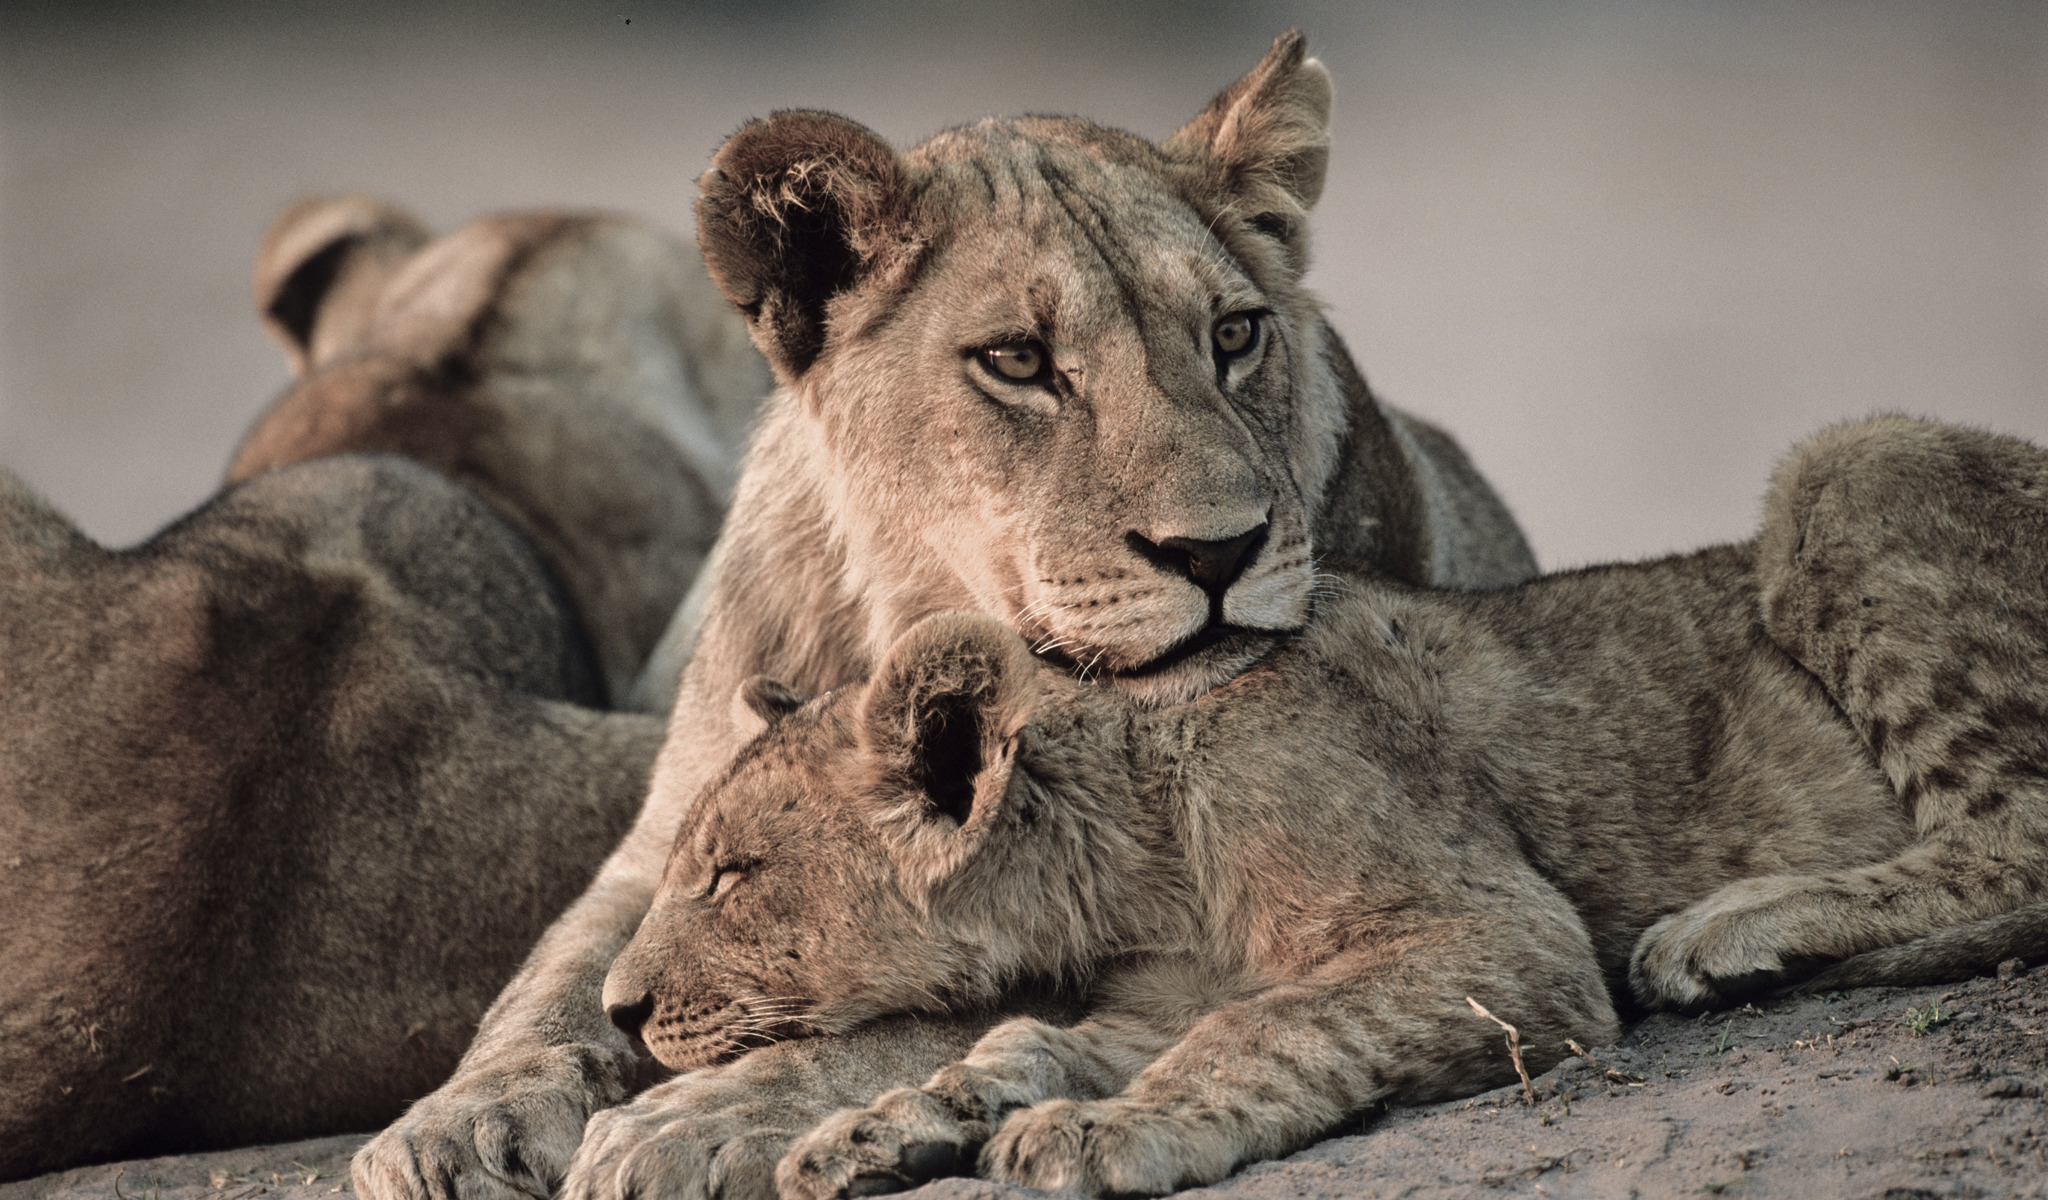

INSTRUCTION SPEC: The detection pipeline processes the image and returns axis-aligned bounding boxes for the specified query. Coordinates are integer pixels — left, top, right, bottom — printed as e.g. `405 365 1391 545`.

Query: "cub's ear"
254 195 431 375
1167 30 1333 262
729 674 809 743
858 612 1039 892
696 110 913 381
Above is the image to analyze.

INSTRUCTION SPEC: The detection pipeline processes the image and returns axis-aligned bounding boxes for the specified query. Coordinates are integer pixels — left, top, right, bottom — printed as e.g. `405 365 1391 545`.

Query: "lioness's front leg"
350 835 665 1200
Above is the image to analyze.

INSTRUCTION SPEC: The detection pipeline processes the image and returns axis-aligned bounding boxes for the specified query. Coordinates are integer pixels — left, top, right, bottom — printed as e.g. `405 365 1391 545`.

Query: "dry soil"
8 966 2044 1200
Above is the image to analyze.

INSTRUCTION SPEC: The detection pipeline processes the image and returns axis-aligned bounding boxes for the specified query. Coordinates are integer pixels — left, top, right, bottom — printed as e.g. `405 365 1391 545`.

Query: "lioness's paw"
980 1099 1213 1198
351 1059 596 1200
776 1088 980 1200
563 1085 792 1200
1630 882 1826 1011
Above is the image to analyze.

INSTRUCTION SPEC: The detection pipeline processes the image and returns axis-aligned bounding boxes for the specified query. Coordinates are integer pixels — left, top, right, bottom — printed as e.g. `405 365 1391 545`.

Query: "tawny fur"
0 201 765 1178
353 33 1540 1200
607 415 2048 1197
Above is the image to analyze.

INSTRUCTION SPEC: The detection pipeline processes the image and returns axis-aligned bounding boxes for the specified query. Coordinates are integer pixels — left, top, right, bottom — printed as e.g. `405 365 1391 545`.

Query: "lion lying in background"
604 415 2048 1197
0 200 767 1178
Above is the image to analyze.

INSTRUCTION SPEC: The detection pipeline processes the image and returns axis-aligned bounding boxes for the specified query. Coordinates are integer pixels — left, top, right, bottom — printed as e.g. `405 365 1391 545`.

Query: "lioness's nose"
607 991 654 1040
1127 524 1268 596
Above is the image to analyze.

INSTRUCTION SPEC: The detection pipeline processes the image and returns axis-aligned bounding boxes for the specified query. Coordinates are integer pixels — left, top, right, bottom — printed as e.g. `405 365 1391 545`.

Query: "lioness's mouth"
1117 624 1276 678
1036 624 1280 681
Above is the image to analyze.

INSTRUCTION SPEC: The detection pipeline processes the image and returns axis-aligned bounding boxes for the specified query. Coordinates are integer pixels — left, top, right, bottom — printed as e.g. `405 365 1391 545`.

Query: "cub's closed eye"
1213 312 1260 358
979 340 1049 383
706 863 750 900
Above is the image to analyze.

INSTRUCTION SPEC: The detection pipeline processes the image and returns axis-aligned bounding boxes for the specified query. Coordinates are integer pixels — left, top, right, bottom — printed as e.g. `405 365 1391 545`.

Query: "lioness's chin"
1107 630 1284 708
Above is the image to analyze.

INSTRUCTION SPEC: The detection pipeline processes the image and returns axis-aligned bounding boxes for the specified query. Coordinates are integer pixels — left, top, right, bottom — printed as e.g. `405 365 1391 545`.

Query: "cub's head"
602 612 1154 1070
701 33 1341 705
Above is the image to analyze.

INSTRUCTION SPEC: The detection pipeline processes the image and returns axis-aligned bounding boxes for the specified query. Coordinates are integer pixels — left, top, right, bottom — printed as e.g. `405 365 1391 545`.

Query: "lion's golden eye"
1213 312 1259 357
982 341 1047 382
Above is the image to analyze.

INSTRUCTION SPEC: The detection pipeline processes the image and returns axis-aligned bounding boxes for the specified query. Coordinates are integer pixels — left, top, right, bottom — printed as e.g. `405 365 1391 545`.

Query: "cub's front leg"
778 1015 1178 1200
981 965 1610 1195
787 890 1615 1199
563 1014 994 1200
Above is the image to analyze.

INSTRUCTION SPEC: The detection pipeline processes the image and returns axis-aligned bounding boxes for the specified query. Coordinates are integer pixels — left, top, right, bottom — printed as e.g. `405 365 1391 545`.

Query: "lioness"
604 415 2048 1198
354 33 1539 1200
0 200 764 1178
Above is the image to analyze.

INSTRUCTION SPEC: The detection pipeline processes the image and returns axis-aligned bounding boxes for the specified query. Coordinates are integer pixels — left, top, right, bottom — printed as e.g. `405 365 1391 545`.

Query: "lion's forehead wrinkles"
919 155 1255 364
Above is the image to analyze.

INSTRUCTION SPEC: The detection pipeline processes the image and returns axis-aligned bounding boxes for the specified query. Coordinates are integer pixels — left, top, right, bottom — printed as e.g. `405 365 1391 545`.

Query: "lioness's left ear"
697 110 914 382
858 612 1039 891
1167 30 1332 263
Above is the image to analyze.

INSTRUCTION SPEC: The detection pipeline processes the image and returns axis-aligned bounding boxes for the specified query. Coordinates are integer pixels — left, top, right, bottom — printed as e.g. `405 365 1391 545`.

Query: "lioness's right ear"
254 195 430 375
696 110 912 381
858 612 1040 895
1166 31 1332 270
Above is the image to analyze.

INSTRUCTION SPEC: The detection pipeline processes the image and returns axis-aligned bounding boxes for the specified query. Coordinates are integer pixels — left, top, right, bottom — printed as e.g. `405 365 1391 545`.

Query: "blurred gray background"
1 0 2042 569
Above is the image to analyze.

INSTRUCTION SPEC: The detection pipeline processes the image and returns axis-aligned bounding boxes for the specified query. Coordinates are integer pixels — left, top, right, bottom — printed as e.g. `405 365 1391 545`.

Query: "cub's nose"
602 950 659 1040
1127 524 1268 597
606 990 654 1041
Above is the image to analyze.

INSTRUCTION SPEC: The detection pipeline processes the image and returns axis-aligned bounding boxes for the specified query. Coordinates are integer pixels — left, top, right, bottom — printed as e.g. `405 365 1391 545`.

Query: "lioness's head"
700 33 1342 705
603 612 1157 1070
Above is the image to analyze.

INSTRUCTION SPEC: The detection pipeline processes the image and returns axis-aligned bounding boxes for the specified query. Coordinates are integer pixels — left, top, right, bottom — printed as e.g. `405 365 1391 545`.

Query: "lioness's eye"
981 341 1048 383
1213 312 1259 358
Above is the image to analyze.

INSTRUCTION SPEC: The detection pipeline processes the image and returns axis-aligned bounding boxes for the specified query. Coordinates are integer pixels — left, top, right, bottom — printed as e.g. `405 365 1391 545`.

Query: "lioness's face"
814 128 1336 707
699 39 1342 705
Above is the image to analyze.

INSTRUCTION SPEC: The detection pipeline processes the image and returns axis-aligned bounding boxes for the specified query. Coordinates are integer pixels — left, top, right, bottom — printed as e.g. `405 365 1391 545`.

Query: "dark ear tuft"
1245 211 1295 241
696 111 911 380
254 195 430 375
907 690 984 827
731 674 809 742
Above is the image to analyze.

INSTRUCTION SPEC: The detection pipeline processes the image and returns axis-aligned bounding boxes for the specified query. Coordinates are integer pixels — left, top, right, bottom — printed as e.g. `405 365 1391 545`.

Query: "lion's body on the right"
605 414 2048 1198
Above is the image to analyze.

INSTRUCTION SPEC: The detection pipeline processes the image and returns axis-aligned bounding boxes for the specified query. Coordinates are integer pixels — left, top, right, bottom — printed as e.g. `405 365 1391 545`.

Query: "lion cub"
603 414 2048 1198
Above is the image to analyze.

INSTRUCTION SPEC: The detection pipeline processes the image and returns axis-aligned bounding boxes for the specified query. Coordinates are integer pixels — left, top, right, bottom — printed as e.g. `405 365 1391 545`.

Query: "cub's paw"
562 1081 797 1200
980 1098 1221 1198
776 1088 983 1200
352 1051 606 1200
1630 881 1834 1011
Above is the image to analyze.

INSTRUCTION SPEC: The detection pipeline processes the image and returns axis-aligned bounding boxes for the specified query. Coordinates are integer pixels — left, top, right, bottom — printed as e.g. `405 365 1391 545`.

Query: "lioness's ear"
729 674 808 742
858 612 1039 891
696 110 913 381
254 195 431 375
1167 30 1332 261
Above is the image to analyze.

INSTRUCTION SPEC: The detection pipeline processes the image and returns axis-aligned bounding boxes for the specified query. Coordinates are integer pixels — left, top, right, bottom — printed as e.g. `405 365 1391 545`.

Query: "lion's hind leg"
1634 416 2048 1010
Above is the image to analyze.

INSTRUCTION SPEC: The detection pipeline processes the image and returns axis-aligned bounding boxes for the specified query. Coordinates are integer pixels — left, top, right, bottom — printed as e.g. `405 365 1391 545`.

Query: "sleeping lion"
603 415 2048 1197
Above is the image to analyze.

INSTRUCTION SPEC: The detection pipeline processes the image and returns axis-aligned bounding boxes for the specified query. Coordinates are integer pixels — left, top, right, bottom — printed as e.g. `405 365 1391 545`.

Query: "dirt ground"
9 964 2044 1200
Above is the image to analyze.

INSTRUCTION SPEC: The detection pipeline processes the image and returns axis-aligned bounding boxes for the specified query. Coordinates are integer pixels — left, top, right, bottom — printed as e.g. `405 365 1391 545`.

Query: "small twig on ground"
1467 995 1536 1105
1565 1037 1646 1085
